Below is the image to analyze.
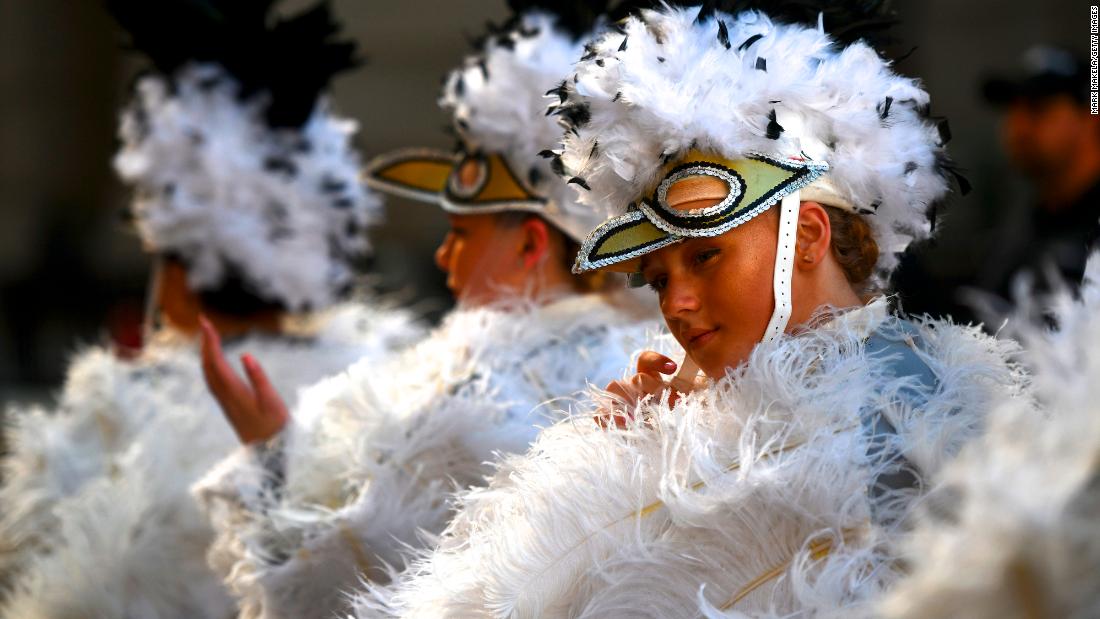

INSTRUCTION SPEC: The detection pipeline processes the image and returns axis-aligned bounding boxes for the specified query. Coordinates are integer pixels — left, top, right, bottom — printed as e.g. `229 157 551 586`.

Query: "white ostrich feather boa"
115 64 380 311
352 304 1021 618
193 292 660 619
0 302 423 619
440 12 605 240
557 6 950 278
881 255 1100 619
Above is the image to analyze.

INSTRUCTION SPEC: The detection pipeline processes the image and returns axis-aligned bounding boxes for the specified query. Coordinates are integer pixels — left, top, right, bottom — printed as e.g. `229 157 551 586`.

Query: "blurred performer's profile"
982 45 1100 295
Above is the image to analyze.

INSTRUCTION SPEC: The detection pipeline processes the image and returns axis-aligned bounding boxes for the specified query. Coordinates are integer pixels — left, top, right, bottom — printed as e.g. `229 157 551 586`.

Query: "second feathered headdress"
363 1 616 242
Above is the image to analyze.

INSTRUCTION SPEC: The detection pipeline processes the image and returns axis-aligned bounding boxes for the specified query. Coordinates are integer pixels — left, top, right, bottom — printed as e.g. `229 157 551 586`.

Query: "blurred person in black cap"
980 45 1100 300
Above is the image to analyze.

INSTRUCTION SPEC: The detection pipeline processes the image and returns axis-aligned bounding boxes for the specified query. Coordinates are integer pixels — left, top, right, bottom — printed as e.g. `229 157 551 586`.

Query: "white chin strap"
761 190 800 342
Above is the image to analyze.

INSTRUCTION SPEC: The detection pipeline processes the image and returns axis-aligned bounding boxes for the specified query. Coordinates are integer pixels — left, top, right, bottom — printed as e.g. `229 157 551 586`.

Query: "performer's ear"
795 201 831 270
519 216 551 270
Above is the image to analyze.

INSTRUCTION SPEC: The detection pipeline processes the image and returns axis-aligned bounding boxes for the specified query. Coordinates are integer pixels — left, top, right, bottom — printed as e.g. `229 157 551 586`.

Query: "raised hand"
199 316 289 444
596 351 686 429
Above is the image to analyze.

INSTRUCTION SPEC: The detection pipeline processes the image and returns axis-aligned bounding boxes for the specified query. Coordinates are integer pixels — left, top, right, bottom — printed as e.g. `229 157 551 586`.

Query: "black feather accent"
596 58 605 67
936 119 952 145
765 109 783 139
477 58 489 79
612 91 622 102
737 33 763 52
554 102 592 129
936 153 971 195
504 0 612 40
580 43 598 61
589 139 600 158
903 161 918 174
657 56 665 62
263 156 297 178
662 0 899 48
660 149 680 164
320 175 346 194
546 80 569 103
618 36 628 51
755 56 767 71
550 156 566 176
717 20 731 49
878 96 892 120
568 176 591 190
106 0 360 129
454 74 466 97
528 166 542 187
538 149 558 159
895 45 919 63
331 197 353 209
869 199 882 211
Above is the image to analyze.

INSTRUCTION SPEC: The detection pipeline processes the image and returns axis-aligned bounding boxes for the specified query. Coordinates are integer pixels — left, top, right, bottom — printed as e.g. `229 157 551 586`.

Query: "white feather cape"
0 302 423 619
352 302 1021 618
881 256 1100 619
192 292 661 619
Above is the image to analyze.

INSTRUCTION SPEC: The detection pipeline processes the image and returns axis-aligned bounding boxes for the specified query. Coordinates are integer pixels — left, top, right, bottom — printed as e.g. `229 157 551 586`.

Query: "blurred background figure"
978 46 1100 300
895 39 1094 323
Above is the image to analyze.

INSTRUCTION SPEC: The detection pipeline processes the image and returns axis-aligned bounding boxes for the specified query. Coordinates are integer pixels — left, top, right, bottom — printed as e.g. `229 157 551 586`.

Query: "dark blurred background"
0 0 1081 405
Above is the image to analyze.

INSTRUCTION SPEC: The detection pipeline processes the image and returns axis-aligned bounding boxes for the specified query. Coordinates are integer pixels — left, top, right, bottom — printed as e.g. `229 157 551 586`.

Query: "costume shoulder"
0 303 415 619
354 305 1020 618
0 343 182 581
203 294 661 619
882 257 1100 619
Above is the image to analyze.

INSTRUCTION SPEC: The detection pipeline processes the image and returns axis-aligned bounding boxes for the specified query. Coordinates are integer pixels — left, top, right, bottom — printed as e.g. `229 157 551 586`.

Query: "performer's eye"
645 274 668 292
693 247 720 266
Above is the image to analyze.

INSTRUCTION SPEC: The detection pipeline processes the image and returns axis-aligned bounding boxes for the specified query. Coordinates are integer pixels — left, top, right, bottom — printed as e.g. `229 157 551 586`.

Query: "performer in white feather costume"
192 3 661 618
880 255 1100 619
0 2 423 618
351 2 1026 617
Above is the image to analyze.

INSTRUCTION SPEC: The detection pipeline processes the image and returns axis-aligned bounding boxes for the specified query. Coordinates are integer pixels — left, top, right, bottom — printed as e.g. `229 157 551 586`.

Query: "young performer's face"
639 208 780 378
434 213 530 306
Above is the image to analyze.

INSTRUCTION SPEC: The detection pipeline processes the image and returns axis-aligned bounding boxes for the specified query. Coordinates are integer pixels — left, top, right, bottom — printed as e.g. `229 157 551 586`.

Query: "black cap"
982 45 1088 105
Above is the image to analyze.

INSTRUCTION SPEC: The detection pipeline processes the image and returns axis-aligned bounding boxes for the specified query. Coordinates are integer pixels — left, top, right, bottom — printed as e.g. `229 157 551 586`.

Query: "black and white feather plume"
554 2 959 281
438 0 624 241
107 0 379 311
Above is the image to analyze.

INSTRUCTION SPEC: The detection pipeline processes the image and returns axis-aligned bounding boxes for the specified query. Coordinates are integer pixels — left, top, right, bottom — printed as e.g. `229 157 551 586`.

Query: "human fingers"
636 351 677 377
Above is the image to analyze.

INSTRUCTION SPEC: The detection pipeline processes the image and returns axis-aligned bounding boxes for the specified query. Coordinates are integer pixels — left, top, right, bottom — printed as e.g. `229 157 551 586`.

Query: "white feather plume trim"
193 292 663 619
880 254 1100 619
352 306 1020 618
0 301 423 619
115 64 380 311
439 12 606 241
556 5 953 279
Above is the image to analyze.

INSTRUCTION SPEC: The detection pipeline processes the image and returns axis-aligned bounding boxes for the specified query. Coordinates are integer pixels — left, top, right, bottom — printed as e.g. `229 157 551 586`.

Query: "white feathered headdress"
364 2 617 242
555 1 963 280
109 0 379 312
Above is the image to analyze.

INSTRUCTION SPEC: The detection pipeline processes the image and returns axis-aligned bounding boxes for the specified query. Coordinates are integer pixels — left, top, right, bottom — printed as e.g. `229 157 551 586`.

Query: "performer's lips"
684 327 719 349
